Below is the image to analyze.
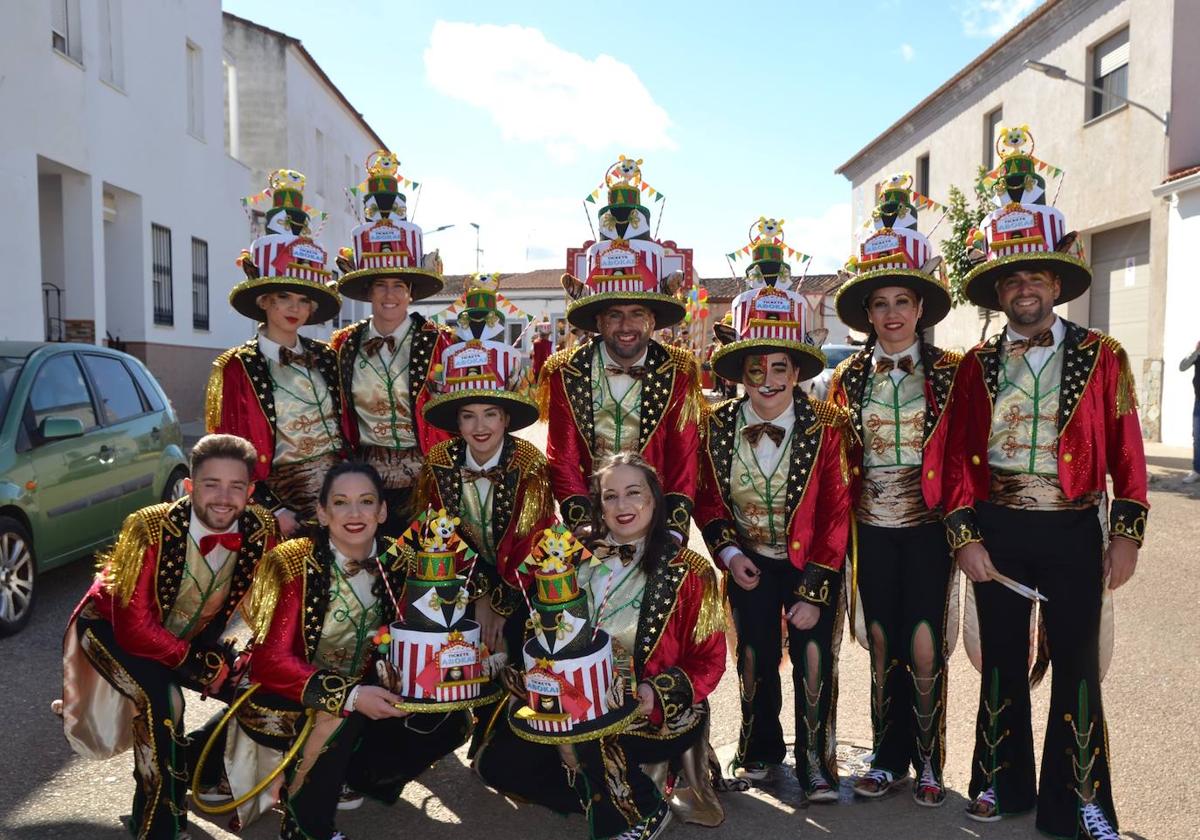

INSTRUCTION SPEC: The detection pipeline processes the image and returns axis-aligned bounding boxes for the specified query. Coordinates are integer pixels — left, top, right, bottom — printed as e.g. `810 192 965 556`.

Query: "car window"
823 347 856 369
0 356 24 425
125 358 165 412
28 354 98 432
82 354 147 425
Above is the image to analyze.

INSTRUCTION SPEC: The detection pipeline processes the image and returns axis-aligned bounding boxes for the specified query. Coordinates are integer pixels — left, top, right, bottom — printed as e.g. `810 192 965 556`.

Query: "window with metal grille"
1089 28 1129 120
152 224 174 325
192 237 209 330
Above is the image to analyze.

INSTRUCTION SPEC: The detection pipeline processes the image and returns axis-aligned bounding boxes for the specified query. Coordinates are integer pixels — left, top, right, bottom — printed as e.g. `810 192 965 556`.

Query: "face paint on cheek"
745 356 767 386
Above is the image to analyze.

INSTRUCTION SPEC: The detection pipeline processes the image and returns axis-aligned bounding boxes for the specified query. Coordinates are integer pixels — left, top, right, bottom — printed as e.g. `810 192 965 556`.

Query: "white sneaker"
1080 802 1120 839
1183 471 1200 484
336 783 364 810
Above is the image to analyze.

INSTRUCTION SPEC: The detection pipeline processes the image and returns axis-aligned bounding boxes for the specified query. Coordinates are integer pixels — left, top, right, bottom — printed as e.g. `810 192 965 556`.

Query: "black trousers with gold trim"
855 520 954 781
475 707 705 840
242 692 470 840
968 502 1116 837
75 616 218 840
725 549 841 784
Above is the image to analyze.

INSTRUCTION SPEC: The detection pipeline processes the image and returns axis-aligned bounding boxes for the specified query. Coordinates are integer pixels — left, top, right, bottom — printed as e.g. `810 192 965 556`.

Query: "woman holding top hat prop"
207 169 346 537
827 173 962 807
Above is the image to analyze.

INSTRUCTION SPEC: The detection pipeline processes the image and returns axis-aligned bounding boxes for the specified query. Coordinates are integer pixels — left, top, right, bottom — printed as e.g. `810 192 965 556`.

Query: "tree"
939 166 996 341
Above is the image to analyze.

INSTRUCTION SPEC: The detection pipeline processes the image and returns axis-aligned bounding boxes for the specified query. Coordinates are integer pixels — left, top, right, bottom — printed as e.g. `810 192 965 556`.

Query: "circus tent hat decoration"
562 155 687 331
422 273 540 432
229 168 342 324
833 171 953 333
334 150 444 302
711 218 826 383
962 124 1091 311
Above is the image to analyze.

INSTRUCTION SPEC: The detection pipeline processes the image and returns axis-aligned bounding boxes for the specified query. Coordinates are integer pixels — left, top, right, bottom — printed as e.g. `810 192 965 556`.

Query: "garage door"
1088 220 1150 409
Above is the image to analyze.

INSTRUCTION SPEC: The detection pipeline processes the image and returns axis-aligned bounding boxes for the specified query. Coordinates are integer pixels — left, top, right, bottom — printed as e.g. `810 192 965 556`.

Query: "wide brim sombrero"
508 692 642 746
229 276 342 325
711 338 826 384
422 390 540 434
963 251 1092 311
566 291 686 332
393 679 506 714
834 268 953 334
337 266 444 303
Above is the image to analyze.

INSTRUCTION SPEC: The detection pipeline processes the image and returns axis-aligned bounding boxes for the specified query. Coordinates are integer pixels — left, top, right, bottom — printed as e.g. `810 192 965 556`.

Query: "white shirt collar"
598 343 648 371
464 444 504 472
742 400 797 433
872 340 920 365
1005 316 1065 348
188 511 237 544
330 539 379 572
256 328 300 365
368 314 411 341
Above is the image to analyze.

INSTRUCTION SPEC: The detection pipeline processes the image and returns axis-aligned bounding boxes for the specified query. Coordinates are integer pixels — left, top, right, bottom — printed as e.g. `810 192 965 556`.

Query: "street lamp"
425 223 455 235
469 222 482 273
1023 59 1169 132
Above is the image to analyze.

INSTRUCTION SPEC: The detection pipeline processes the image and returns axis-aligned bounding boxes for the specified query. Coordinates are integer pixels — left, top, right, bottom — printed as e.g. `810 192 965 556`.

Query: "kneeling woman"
475 453 726 840
246 462 470 840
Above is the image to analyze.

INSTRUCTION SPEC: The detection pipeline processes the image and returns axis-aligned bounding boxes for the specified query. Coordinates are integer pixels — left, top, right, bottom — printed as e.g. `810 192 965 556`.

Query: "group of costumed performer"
827 175 961 806
693 217 853 801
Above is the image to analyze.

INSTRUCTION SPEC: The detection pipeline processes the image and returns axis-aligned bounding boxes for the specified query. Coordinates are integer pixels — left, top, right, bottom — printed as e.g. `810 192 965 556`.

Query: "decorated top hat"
711 218 826 382
562 156 686 331
398 509 472 633
423 275 539 432
229 169 342 324
335 151 444 302
962 124 1091 311
834 172 953 333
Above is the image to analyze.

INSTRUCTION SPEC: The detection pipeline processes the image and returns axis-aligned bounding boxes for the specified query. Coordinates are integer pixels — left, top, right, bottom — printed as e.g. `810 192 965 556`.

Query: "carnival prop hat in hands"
423 274 539 432
229 168 342 324
711 218 826 383
562 156 686 331
962 124 1090 311
334 150 444 302
834 171 952 333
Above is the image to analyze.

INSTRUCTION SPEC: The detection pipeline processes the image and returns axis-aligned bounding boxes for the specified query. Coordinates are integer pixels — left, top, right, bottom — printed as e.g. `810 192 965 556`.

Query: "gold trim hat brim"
566 291 686 331
229 276 342 325
508 696 642 745
422 389 540 433
963 251 1091 311
391 680 506 713
337 266 445 302
834 268 953 333
710 338 826 383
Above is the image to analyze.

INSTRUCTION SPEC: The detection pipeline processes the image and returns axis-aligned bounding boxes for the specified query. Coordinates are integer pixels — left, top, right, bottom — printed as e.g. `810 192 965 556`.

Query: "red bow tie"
198 533 242 556
362 335 398 356
604 364 647 379
1003 330 1055 358
875 356 915 375
279 346 315 368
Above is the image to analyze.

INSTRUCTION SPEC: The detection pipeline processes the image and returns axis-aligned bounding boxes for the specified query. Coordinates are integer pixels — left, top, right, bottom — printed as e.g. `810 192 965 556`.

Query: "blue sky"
222 0 1037 278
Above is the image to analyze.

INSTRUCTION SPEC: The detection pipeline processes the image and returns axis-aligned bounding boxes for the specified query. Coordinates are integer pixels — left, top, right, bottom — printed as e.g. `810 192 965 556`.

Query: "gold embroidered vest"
458 475 496 565
590 347 642 458
270 362 341 464
729 415 791 559
314 567 380 678
352 330 417 450
162 540 236 639
858 369 937 526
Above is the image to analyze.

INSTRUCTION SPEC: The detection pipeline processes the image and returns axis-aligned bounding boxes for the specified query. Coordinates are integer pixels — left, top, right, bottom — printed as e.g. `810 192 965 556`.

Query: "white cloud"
960 0 1039 38
899 43 916 62
423 22 675 162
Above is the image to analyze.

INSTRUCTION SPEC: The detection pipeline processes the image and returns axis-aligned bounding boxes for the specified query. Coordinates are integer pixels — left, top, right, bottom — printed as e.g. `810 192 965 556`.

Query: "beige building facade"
836 0 1200 443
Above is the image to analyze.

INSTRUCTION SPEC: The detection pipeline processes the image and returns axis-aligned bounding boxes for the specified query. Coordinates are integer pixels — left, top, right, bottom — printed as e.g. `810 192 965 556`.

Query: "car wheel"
162 467 188 502
0 516 36 637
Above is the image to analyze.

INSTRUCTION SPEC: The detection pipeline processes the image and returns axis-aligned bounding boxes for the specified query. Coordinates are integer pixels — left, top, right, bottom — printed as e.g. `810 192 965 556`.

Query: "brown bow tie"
362 335 397 357
279 346 315 368
592 542 637 565
1003 330 1055 358
462 466 505 484
743 422 786 447
343 555 380 578
875 356 915 375
604 364 647 379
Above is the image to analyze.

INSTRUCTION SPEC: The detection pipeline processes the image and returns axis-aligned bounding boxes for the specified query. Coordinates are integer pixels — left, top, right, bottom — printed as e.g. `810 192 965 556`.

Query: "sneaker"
1184 471 1200 484
852 768 898 799
732 761 771 781
1080 802 1120 839
804 755 838 804
614 802 672 840
194 776 232 805
966 787 1001 823
337 784 364 810
912 760 945 808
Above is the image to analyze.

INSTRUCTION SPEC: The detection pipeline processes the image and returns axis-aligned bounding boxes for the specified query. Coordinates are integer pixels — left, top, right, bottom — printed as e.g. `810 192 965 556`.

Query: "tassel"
246 539 309 642
1113 344 1137 417
692 559 726 644
517 468 551 538
98 511 155 606
205 349 235 433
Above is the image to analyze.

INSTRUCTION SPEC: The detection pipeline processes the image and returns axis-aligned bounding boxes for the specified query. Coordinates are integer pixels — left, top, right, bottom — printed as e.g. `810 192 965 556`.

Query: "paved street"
2 425 1196 840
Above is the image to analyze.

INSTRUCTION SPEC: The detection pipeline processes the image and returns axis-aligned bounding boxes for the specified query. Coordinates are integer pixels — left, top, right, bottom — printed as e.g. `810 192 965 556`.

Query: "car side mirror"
40 416 85 440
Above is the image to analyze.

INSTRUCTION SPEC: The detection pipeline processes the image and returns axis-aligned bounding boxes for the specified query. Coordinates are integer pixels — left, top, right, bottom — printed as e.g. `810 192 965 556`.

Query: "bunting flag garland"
583 181 666 203
348 177 421 197
431 290 534 325
984 155 1065 184
910 190 946 213
725 239 811 263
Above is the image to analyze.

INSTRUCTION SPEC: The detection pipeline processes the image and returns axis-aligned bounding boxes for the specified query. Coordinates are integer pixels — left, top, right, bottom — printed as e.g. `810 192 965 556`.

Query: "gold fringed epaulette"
662 343 704 431
247 538 312 642
1093 331 1138 417
935 349 964 368
329 320 364 351
536 346 577 422
205 347 239 434
512 440 552 537
679 549 725 643
246 503 279 543
424 439 456 469
807 399 851 431
98 502 172 606
412 466 439 517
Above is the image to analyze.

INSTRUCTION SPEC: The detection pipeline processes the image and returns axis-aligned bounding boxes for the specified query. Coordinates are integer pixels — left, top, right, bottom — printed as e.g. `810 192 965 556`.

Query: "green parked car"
0 342 188 635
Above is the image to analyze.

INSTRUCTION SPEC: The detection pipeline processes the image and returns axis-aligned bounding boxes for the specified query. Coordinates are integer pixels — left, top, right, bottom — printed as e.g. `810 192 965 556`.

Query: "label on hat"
452 348 490 369
438 643 478 668
863 233 900 255
996 210 1036 234
600 249 636 269
291 243 325 262
527 672 562 695
754 295 793 314
369 225 402 242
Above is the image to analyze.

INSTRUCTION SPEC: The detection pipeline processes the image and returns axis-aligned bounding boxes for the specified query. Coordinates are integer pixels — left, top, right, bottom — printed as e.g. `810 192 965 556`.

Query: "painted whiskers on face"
743 353 799 419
